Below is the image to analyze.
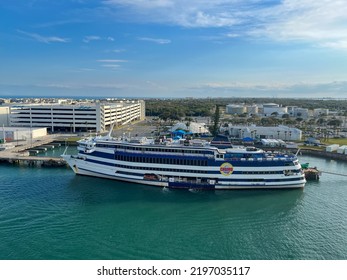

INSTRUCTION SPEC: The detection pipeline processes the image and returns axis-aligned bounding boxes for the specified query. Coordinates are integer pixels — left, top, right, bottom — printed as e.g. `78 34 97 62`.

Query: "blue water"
0 153 346 260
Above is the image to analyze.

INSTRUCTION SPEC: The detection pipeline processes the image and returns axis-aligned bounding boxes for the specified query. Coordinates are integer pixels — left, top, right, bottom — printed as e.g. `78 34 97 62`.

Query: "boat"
62 132 306 190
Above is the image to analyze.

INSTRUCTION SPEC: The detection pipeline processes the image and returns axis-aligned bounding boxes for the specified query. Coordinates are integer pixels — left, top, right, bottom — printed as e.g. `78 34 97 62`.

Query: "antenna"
2 125 6 144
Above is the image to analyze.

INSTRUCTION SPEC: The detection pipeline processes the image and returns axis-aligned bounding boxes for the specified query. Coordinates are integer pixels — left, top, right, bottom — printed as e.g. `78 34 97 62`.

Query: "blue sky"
1 0 347 98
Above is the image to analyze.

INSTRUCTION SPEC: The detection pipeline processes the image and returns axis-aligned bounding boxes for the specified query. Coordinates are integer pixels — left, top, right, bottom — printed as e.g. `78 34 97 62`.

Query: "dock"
0 154 66 167
0 135 68 167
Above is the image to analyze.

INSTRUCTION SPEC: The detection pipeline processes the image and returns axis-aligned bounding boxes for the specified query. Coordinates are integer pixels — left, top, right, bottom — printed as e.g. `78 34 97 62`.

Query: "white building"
170 122 209 134
9 100 145 133
314 108 329 117
227 124 302 141
293 108 309 119
287 106 297 116
0 106 10 126
1 127 47 142
262 103 288 116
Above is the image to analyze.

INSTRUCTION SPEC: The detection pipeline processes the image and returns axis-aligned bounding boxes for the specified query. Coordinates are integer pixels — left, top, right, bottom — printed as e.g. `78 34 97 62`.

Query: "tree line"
145 97 347 120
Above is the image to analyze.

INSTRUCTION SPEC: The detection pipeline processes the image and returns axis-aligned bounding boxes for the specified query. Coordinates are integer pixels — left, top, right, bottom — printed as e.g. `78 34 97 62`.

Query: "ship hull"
63 155 305 190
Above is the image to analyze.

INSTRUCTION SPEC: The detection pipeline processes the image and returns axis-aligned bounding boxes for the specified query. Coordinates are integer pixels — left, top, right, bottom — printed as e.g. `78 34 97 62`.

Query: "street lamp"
16 129 18 146
30 126 32 148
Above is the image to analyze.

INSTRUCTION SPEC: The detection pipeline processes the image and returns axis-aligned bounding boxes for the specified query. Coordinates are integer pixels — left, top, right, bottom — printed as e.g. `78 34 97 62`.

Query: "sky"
1 0 347 98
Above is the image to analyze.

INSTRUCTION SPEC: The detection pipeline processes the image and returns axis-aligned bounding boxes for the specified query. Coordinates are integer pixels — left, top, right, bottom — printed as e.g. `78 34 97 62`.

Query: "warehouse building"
225 124 302 141
0 127 47 143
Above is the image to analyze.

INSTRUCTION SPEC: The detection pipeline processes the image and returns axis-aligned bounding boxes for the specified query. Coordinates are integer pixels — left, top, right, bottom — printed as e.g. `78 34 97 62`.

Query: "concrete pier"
0 135 72 167
0 154 66 167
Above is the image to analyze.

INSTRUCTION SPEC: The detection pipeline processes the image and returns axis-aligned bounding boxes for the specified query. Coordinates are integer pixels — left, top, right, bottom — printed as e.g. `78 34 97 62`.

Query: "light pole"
30 127 32 148
16 129 18 146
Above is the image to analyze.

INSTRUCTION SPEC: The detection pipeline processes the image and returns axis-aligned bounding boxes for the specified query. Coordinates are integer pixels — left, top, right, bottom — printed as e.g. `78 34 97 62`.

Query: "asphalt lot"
112 120 158 138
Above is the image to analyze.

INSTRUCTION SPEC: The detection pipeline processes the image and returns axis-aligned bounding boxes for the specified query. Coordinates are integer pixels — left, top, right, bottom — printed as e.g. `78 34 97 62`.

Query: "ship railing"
115 148 214 158
234 157 295 162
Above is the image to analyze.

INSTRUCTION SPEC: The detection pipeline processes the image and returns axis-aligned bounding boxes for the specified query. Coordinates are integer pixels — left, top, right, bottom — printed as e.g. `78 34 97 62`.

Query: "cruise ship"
62 133 306 190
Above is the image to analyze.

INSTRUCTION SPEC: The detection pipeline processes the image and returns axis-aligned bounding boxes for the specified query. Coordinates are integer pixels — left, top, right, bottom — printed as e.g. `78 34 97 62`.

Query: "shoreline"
299 148 347 161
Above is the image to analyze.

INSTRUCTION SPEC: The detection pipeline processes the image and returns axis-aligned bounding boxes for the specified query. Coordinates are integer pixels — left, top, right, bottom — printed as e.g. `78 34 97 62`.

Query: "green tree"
210 105 221 136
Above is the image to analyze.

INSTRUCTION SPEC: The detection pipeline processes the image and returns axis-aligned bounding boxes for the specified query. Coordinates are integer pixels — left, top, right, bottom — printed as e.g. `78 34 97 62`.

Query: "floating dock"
304 168 321 181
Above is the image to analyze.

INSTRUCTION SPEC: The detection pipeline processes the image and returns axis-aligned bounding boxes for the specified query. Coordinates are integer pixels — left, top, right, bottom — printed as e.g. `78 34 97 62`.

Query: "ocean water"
0 152 346 260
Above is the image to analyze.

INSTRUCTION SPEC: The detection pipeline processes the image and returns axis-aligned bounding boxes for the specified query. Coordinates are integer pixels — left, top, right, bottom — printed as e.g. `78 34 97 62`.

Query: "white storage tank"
226 104 246 115
246 105 258 114
326 144 339 152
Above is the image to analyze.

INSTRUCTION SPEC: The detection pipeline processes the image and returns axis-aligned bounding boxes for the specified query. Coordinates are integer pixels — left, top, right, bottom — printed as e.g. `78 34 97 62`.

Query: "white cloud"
111 49 125 53
97 59 128 63
103 0 174 9
17 30 69 43
187 80 347 96
101 0 347 49
138 37 171 44
83 35 101 43
97 59 127 69
249 0 347 46
107 36 115 41
101 64 121 69
320 40 347 50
